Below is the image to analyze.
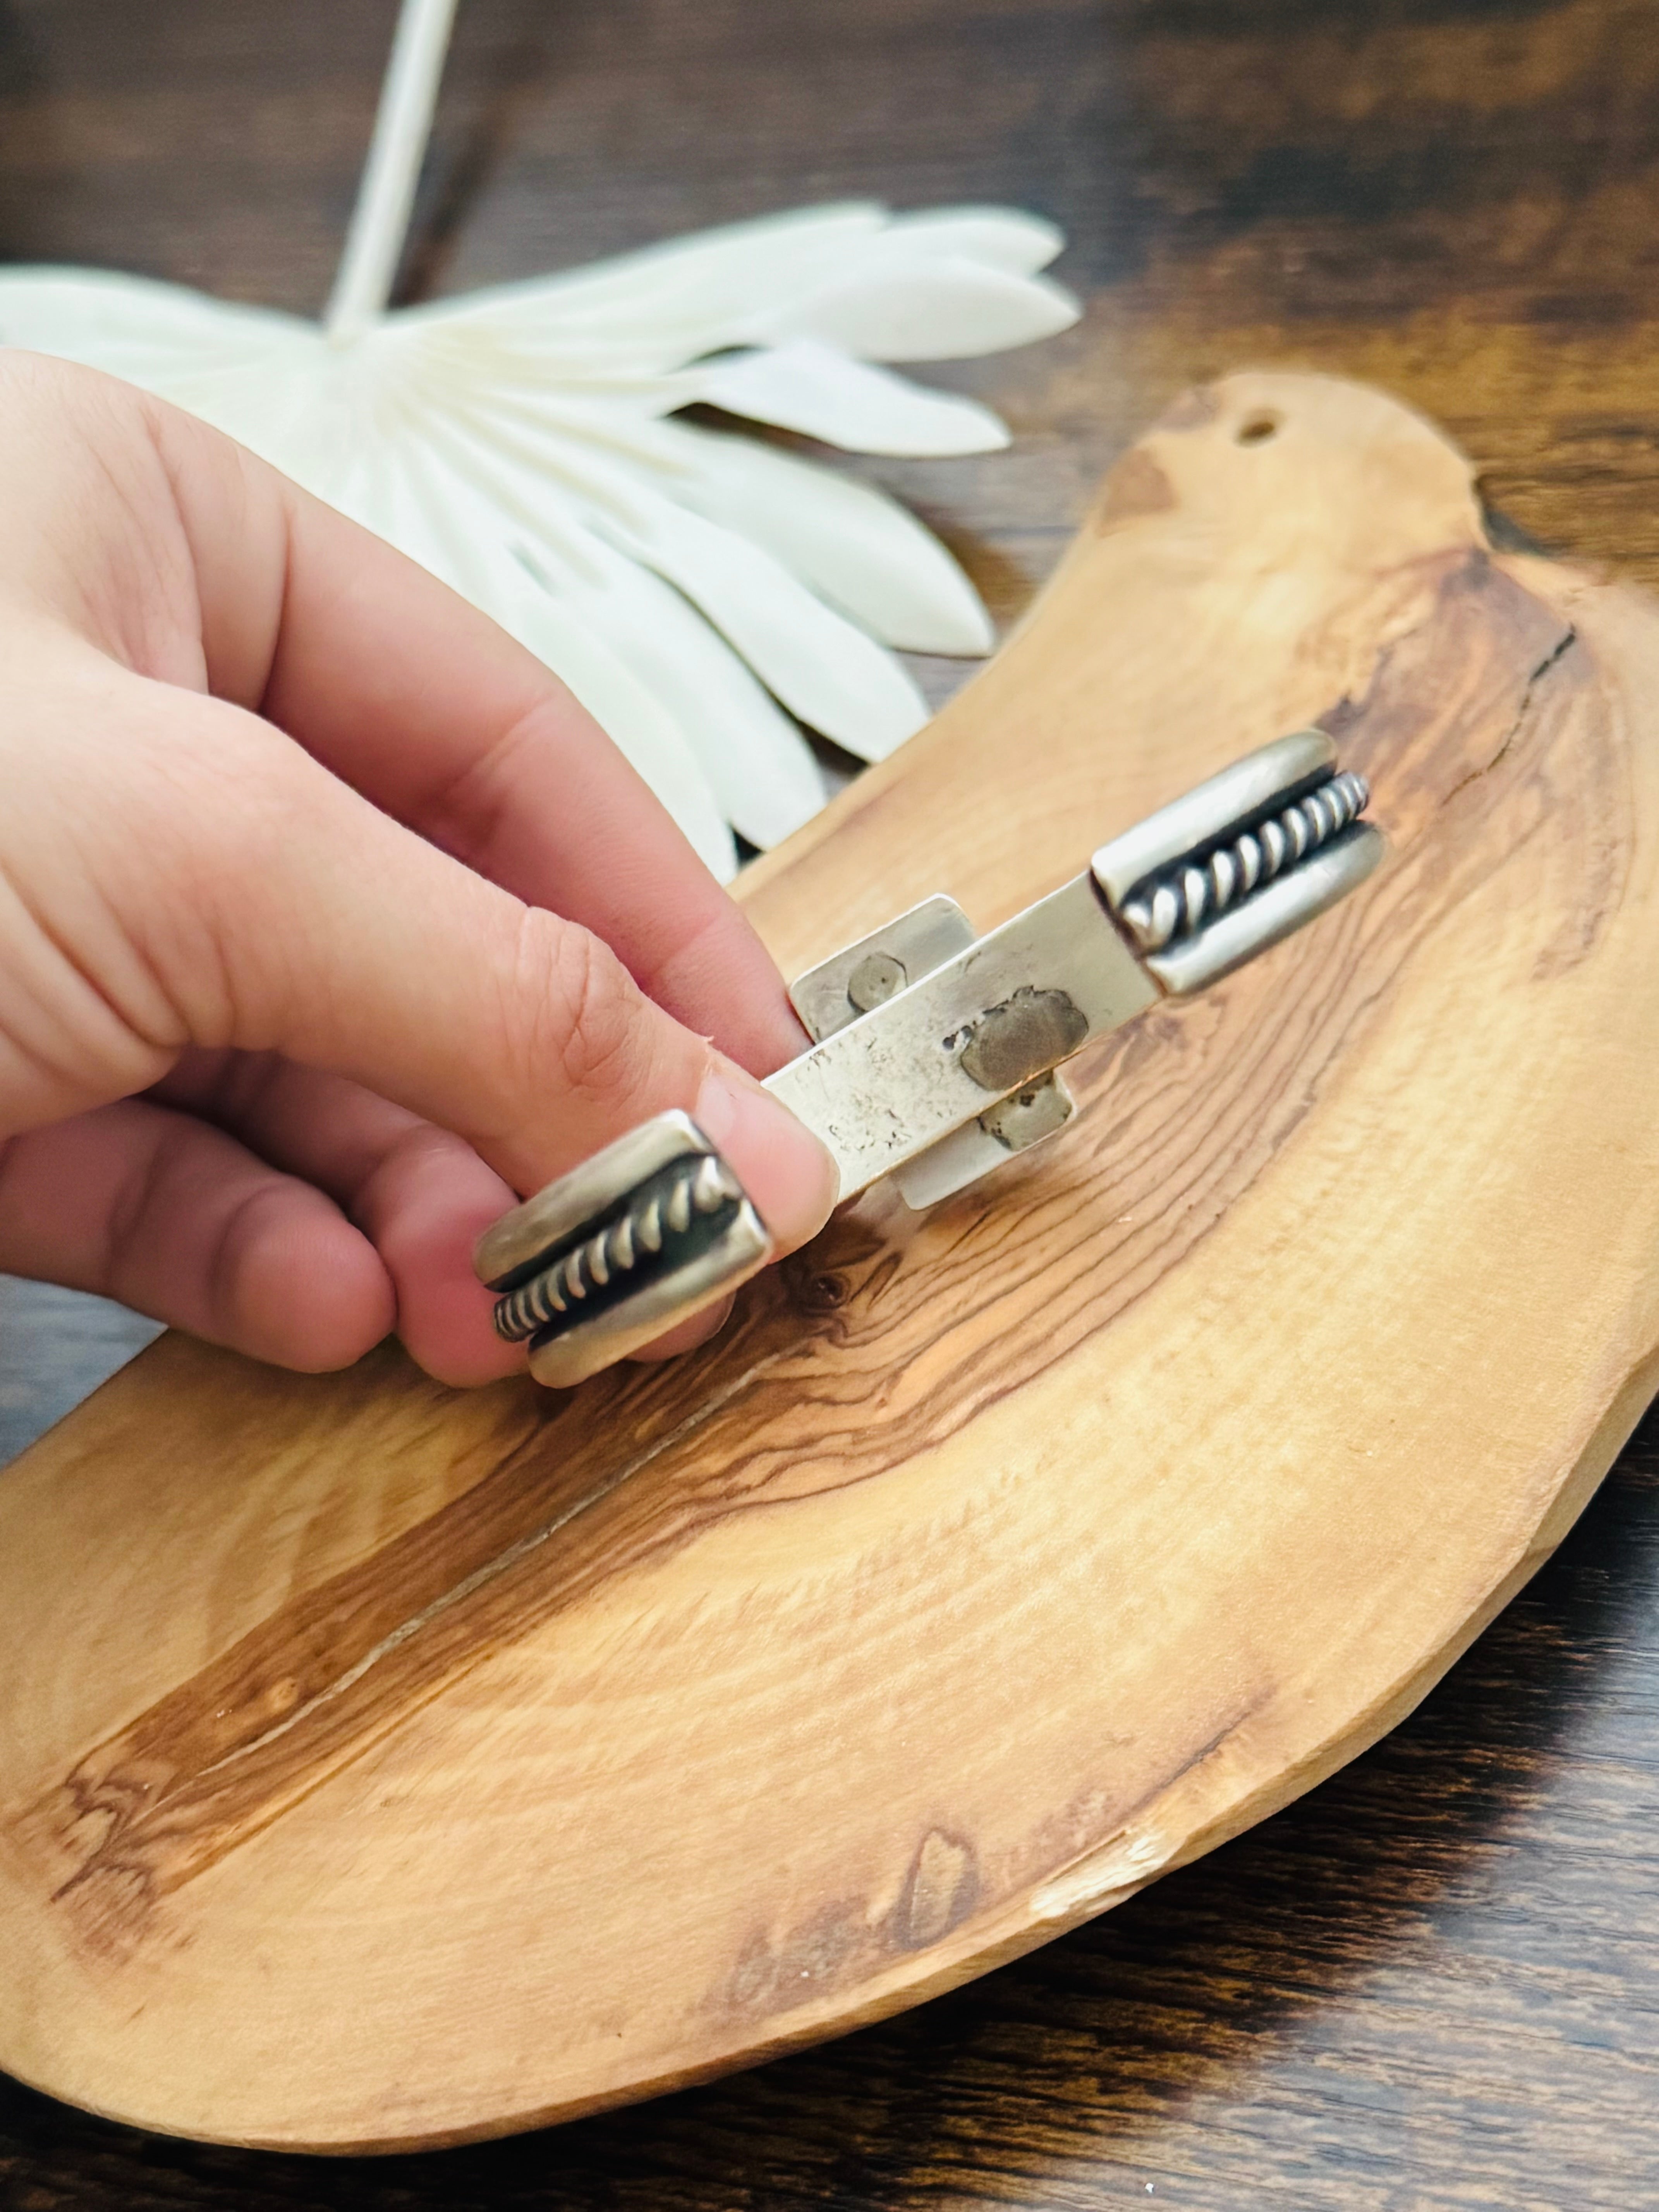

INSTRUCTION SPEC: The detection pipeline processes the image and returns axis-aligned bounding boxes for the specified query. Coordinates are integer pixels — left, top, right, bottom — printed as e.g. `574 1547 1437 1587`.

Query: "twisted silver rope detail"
1118 771 1369 955
493 1151 742 1343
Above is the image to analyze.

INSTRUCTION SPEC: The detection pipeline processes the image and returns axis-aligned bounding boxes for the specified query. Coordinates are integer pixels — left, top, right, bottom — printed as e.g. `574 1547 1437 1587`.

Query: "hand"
0 353 838 1384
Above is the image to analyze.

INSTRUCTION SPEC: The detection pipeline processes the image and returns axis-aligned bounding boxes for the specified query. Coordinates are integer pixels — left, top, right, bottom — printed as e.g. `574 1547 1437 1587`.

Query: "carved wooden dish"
2 370 1655 2152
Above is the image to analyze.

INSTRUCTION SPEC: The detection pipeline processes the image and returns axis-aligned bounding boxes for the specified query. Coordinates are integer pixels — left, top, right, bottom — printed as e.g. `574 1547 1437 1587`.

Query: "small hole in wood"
1236 411 1282 446
793 1269 850 1315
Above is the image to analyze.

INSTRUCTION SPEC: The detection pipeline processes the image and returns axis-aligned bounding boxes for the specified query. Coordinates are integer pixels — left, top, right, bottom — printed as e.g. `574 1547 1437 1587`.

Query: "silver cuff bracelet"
476 731 1382 1387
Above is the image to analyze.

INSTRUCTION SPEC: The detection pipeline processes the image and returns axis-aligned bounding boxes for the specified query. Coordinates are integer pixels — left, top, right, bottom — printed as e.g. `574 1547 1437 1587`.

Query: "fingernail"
694 1063 839 1252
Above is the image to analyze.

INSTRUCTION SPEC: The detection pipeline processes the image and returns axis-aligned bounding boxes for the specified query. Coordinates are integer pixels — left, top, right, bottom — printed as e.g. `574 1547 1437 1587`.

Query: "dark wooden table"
4 0 1659 2202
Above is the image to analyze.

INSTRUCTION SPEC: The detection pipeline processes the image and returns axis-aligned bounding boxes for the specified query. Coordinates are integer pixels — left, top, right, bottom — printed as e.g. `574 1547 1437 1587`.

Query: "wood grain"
5 0 1659 2202
2 363 1656 2158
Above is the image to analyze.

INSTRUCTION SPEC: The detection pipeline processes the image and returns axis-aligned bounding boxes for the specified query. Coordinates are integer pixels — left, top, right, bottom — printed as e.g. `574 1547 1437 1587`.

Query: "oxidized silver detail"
491 1147 751 1347
958 986 1090 1094
491 1262 568 1341
1116 770 1369 953
788 895 976 1046
1090 731 1338 906
978 1073 1075 1153
847 951 908 1013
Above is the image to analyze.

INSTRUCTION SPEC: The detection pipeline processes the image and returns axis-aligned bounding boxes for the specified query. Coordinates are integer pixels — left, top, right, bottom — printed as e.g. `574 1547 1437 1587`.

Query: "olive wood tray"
2 370 1655 2152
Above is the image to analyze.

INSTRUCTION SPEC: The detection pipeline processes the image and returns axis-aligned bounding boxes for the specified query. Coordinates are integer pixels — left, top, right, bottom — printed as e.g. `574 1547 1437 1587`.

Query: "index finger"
162 406 807 1077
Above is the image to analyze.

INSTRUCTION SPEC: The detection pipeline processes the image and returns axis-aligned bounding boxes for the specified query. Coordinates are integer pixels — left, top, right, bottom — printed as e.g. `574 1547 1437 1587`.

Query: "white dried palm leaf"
0 0 1078 879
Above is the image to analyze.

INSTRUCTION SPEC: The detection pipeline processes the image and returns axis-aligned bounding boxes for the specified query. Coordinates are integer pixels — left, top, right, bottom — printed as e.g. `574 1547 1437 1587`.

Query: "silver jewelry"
476 732 1381 1386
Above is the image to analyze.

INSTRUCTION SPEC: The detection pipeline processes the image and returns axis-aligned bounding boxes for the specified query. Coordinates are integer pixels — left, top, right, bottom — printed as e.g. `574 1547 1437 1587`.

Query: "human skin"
0 352 838 1385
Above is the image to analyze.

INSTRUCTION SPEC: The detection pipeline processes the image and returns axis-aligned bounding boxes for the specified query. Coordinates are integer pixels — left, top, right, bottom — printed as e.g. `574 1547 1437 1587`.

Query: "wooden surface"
2 0 1658 2202
11 359 1659 2150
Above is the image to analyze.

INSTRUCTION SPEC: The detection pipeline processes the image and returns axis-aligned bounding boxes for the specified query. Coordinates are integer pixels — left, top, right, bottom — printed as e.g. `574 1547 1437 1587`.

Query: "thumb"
99 685 840 1254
